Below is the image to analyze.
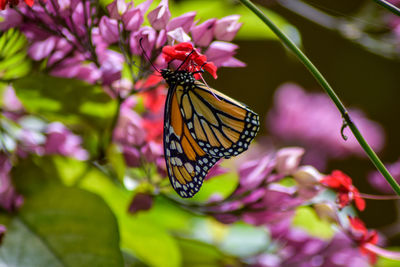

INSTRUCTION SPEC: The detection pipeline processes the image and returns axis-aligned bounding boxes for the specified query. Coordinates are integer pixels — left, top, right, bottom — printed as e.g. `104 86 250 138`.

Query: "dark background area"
207 0 400 245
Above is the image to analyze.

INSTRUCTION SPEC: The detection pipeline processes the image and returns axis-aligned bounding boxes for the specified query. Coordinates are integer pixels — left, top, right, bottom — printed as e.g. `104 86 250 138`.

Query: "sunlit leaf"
177 238 240 267
80 169 183 267
292 206 334 239
0 28 31 80
13 74 116 131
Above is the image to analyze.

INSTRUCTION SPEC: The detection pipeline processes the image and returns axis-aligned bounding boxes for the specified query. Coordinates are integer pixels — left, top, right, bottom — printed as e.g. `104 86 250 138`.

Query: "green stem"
373 0 400 17
238 0 400 195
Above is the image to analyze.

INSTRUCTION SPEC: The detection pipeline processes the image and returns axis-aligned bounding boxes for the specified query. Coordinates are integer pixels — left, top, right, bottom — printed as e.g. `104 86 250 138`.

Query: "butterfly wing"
164 85 219 198
177 80 260 159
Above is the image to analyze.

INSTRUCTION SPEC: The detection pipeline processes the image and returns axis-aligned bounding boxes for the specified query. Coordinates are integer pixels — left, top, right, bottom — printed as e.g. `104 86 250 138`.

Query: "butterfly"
161 68 260 198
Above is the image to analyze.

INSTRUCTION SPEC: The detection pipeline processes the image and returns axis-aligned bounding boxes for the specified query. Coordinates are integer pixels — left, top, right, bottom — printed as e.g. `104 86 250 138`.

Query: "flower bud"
191 19 216 47
214 15 242 42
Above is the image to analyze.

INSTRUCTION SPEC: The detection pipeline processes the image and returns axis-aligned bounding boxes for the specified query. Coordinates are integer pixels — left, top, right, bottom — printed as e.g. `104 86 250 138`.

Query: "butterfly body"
162 69 259 198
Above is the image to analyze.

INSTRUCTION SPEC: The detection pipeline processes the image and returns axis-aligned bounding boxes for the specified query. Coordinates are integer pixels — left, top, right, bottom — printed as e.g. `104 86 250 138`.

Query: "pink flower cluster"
0 86 88 212
0 0 244 86
267 83 385 169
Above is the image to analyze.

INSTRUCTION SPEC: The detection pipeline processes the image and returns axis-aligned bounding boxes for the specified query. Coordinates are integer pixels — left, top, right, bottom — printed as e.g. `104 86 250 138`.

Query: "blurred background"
197 0 400 244
2 0 400 265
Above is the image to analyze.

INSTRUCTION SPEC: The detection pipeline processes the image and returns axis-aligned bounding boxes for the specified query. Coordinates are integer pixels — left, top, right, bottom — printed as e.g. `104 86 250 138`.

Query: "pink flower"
191 19 216 47
113 97 146 146
128 192 153 214
97 48 124 85
28 36 58 61
0 9 22 31
205 41 245 68
0 154 23 212
123 146 140 167
267 83 385 169
51 56 101 84
99 16 119 44
167 27 191 43
130 26 156 56
2 85 23 113
368 158 400 194
275 147 305 176
214 15 242 42
122 7 143 32
147 0 170 31
166 12 196 33
44 122 89 160
107 0 128 19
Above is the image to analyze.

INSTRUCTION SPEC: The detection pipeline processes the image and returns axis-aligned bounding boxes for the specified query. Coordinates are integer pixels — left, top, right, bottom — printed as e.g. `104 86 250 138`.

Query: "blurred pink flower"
122 7 143 32
147 0 170 31
0 154 23 212
3 85 24 114
128 192 153 214
267 83 385 169
191 19 216 47
275 147 305 176
0 9 22 31
44 122 89 160
166 12 196 33
113 97 145 147
99 16 119 44
28 36 58 61
107 0 128 19
368 158 400 194
130 26 157 55
205 41 245 68
123 146 141 167
167 27 191 43
214 15 242 42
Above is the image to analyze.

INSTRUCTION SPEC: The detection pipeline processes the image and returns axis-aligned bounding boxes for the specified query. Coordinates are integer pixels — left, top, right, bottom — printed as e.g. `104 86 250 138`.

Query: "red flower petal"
0 0 6 9
24 0 33 6
203 62 218 79
161 42 218 79
349 216 367 233
353 191 366 211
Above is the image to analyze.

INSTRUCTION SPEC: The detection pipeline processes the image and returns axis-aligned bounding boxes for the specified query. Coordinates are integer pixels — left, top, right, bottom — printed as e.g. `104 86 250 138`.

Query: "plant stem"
238 0 400 195
373 0 400 17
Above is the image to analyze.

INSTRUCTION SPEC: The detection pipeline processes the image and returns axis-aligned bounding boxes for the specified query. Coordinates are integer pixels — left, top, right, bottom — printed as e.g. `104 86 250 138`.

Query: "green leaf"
292 206 334 239
13 74 116 131
0 29 31 80
220 222 270 257
177 238 239 267
11 156 63 196
189 172 238 203
0 185 123 267
81 169 182 267
377 249 400 267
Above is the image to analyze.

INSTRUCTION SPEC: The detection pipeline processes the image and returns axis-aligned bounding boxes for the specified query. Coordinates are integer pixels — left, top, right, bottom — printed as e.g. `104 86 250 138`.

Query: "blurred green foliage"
0 29 31 80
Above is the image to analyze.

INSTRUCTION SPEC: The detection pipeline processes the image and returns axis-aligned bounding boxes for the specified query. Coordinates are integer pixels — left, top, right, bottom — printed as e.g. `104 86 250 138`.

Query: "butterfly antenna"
139 38 160 73
176 50 195 72
200 74 221 101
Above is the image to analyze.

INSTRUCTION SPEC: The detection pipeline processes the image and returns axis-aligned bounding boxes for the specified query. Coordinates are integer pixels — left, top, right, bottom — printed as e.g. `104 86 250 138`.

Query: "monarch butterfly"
161 66 259 198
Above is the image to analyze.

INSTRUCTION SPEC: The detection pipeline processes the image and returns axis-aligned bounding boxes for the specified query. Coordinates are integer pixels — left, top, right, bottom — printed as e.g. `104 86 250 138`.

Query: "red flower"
161 42 218 79
0 0 33 9
321 170 366 211
348 216 379 264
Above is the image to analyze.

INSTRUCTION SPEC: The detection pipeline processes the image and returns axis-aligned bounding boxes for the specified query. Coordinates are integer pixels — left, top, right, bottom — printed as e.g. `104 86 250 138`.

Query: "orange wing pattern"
179 81 259 159
164 86 218 198
162 69 259 198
